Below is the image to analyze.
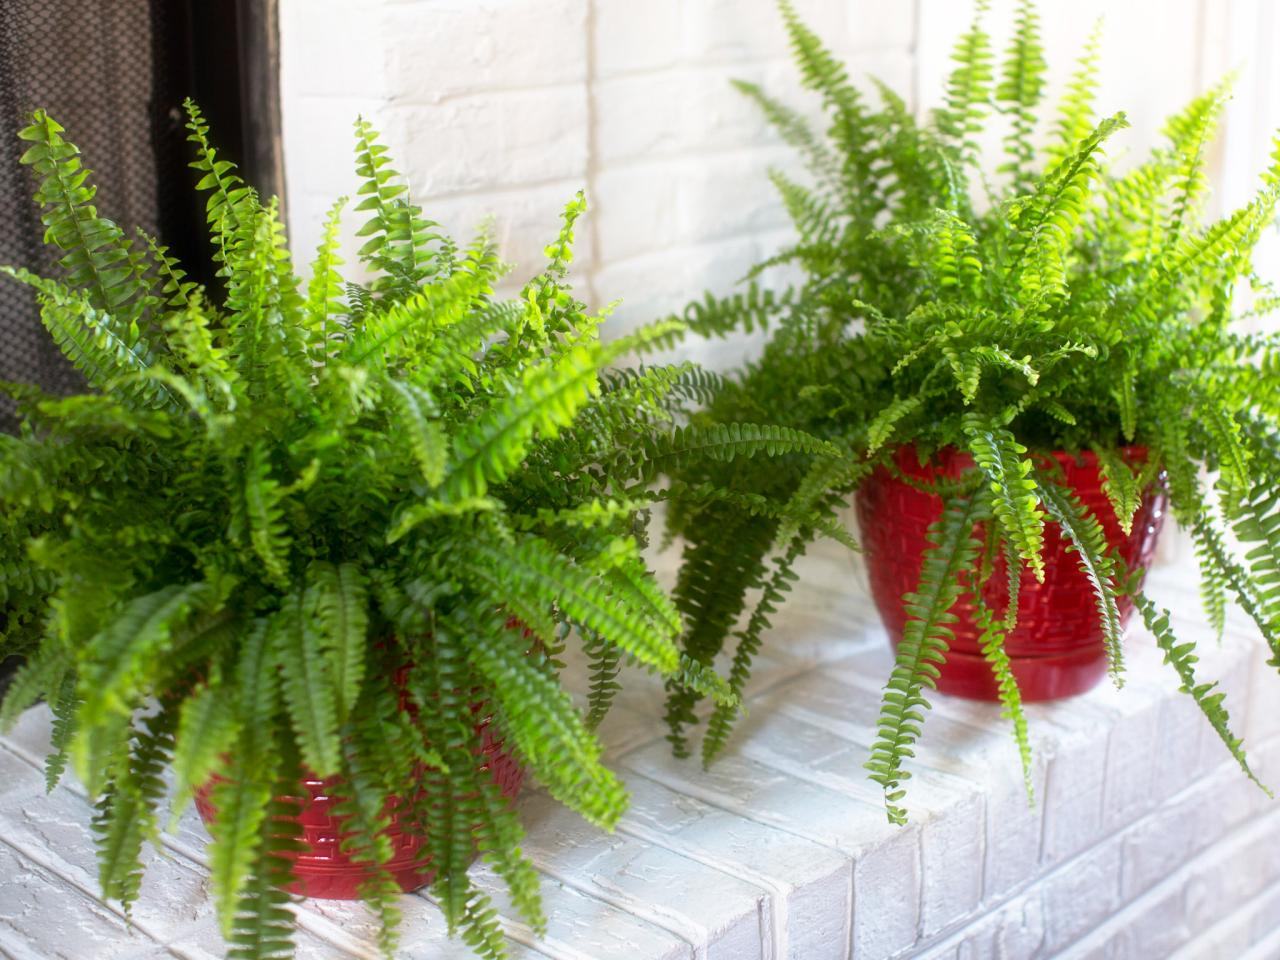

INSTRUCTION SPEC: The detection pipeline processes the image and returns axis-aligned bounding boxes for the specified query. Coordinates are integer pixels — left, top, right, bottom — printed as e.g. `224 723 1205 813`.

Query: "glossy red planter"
855 445 1166 701
195 662 525 900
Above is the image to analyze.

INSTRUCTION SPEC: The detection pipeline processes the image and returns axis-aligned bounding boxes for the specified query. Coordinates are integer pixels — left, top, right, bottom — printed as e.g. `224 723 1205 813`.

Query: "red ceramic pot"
855 445 1166 701
194 662 525 900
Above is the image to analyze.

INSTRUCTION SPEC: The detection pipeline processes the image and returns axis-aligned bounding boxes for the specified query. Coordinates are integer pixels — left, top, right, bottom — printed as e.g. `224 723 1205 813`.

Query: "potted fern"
662 0 1280 824
0 104 762 959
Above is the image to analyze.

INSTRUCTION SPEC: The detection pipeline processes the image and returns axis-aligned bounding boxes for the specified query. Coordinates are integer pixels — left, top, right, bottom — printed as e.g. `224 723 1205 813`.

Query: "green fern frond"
1136 594 1269 794
1035 472 1125 682
866 494 985 824
272 593 341 777
1 267 175 410
185 99 259 273
1094 447 1143 535
963 416 1045 581
18 109 158 332
972 592 1033 802
241 444 293 587
1048 20 1102 165
306 561 369 723
171 675 242 820
934 0 995 176
92 710 173 908
462 534 679 674
582 627 623 729
226 790 303 960
0 640 70 732
457 603 626 827
995 0 1048 190
304 197 348 362
732 79 840 188
44 671 79 791
441 345 601 501
352 117 442 291
75 582 210 735
643 422 840 472
382 378 448 486
1009 112 1128 303
702 534 805 765
679 283 794 339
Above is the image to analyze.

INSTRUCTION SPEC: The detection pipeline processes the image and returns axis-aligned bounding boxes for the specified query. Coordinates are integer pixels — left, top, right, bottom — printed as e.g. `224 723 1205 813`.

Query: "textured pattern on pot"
194 711 524 900
856 445 1166 701
195 639 529 902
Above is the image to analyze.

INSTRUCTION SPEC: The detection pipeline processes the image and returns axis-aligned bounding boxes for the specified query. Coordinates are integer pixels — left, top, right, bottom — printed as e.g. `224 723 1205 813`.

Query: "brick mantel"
3 538 1279 958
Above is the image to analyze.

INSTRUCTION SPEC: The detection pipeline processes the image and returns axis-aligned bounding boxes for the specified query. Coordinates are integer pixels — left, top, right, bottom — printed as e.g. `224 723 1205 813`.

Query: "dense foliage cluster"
663 0 1280 823
0 105 820 958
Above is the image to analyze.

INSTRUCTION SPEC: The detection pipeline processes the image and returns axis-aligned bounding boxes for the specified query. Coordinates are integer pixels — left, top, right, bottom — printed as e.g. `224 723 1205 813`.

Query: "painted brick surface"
3 542 1280 958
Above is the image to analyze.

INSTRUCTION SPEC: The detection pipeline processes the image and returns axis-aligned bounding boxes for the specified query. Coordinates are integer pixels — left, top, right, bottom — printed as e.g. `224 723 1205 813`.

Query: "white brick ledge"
4 540 1280 959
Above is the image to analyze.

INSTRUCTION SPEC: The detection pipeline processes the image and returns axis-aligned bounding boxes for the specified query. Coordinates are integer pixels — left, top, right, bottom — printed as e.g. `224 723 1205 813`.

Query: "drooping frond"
1136 594 1268 794
963 415 1045 581
1034 472 1125 682
972 591 1033 802
865 494 985 824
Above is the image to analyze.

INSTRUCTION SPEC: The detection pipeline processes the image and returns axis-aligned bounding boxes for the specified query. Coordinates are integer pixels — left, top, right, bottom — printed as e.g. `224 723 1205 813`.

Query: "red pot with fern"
856 445 1166 701
194 662 525 900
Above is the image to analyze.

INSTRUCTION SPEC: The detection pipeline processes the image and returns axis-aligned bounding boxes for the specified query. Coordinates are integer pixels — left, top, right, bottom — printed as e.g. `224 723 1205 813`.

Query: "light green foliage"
661 0 1280 821
0 107 747 958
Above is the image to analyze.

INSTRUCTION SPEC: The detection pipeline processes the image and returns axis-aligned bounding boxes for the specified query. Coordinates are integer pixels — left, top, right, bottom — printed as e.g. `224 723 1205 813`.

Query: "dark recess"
0 0 281 693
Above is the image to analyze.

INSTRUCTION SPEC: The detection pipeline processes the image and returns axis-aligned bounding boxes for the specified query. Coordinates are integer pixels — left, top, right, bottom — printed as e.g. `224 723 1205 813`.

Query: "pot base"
927 644 1110 702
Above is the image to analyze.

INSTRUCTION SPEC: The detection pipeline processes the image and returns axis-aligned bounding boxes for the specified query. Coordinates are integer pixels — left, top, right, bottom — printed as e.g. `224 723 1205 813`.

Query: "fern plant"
0 105 774 958
662 0 1280 824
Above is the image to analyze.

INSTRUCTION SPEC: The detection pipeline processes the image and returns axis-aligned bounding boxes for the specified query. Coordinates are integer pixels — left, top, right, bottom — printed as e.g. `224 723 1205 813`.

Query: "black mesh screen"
2 0 169 427
0 0 262 433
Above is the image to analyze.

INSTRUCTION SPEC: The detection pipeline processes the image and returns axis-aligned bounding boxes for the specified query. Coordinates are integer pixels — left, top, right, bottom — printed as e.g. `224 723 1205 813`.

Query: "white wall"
277 0 1279 367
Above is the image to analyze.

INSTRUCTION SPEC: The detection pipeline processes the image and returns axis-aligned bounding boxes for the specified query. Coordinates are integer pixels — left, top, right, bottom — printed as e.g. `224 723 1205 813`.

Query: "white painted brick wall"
275 0 1267 371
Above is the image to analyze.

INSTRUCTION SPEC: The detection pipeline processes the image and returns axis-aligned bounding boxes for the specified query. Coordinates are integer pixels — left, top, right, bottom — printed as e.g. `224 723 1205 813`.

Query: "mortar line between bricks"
0 924 69 960
613 819 785 960
0 832 176 955
588 140 796 178
0 735 379 960
905 742 1280 957
414 891 563 960
1241 925 1280 960
588 47 915 86
1052 801 1280 958
1166 867 1280 959
616 762 879 863
522 858 705 960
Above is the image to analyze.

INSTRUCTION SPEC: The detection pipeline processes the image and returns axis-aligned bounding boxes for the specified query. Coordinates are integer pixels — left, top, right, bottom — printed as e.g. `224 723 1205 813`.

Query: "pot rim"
887 442 1152 481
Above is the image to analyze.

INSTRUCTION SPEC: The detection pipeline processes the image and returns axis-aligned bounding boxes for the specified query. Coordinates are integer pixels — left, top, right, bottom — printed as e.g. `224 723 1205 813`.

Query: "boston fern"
0 104 776 959
662 0 1280 822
